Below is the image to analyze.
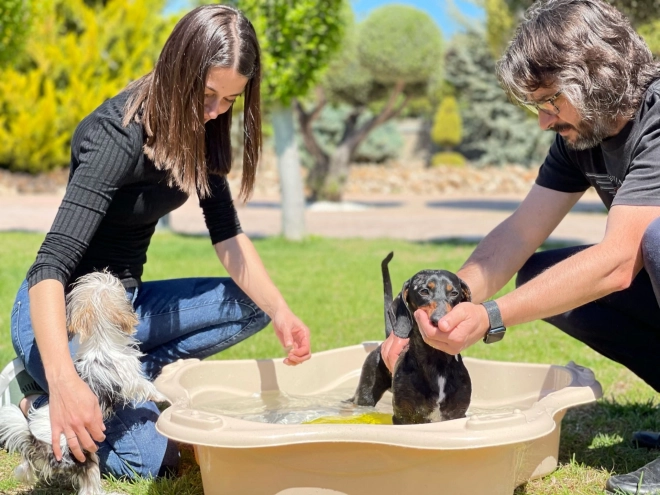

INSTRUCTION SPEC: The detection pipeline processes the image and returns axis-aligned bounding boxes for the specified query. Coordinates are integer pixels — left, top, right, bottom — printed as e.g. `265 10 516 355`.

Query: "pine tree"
444 30 553 166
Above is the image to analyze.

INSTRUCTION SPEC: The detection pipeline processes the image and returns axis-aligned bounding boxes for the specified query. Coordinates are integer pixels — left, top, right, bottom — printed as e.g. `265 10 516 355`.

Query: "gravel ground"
0 159 539 198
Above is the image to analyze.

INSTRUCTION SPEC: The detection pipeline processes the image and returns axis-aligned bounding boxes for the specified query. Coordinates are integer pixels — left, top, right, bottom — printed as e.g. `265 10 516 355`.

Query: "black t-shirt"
26 90 243 290
537 78 660 209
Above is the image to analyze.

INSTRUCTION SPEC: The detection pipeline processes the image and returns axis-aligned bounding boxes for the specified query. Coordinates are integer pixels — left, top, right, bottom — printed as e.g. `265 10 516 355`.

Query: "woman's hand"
380 332 409 373
272 307 312 366
48 370 106 462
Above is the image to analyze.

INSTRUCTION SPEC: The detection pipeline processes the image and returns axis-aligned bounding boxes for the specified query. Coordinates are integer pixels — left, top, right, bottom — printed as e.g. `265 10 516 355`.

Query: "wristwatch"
481 300 506 344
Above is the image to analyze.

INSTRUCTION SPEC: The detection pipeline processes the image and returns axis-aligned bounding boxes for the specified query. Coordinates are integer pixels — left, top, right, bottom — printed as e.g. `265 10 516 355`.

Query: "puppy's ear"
459 277 472 302
390 280 414 338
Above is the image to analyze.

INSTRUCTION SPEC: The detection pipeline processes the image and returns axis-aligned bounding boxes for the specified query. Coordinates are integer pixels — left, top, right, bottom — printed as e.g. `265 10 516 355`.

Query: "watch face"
484 326 506 344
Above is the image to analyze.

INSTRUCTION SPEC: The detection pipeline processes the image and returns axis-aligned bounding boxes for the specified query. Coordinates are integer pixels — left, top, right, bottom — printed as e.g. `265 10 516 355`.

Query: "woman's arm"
28 280 106 462
25 115 141 462
214 233 311 365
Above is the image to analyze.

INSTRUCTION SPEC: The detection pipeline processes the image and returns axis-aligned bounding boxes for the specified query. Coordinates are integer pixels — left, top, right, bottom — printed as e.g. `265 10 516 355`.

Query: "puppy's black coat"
348 252 472 424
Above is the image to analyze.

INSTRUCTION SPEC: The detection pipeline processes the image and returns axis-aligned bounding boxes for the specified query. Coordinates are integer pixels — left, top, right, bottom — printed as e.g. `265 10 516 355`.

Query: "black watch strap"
481 300 506 344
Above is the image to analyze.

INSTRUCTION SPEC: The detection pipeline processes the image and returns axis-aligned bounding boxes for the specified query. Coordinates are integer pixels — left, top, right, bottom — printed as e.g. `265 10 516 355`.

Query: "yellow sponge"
304 412 393 425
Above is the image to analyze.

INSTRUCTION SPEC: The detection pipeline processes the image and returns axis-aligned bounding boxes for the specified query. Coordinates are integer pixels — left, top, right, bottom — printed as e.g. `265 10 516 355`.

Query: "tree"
0 0 177 173
239 0 345 240
500 0 660 28
444 30 552 166
484 0 516 58
298 5 443 201
0 0 38 66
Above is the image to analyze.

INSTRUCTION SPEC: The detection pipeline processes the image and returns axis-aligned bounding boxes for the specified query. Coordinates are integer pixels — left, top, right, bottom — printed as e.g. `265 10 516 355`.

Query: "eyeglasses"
522 91 562 116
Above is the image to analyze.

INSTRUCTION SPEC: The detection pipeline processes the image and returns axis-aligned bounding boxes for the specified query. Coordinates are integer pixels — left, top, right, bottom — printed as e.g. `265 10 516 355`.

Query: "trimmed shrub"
444 30 553 166
357 5 442 85
431 96 462 149
431 152 466 167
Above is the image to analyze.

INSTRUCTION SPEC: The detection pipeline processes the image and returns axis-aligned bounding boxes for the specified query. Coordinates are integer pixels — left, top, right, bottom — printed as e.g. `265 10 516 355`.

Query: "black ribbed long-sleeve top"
26 90 242 290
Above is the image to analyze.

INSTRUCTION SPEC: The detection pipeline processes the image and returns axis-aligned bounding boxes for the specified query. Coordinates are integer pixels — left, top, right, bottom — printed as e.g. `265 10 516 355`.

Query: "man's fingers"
437 302 470 332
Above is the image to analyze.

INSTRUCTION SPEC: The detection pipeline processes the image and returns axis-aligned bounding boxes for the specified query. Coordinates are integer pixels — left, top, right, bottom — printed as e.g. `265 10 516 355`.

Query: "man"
380 0 660 492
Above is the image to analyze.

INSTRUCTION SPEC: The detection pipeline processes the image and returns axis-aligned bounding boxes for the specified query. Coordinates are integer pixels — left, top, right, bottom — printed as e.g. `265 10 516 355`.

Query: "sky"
165 1 485 39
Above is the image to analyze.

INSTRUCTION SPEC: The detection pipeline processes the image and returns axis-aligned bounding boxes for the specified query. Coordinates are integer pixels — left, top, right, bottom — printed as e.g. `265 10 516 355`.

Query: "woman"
10 4 311 479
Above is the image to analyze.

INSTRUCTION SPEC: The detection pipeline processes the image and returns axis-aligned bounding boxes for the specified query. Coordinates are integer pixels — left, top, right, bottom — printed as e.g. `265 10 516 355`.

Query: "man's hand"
414 303 490 355
380 332 409 373
272 308 312 365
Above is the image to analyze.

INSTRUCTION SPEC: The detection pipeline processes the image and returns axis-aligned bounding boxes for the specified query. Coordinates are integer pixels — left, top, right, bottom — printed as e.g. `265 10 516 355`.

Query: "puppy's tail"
0 405 31 456
382 252 395 337
66 270 139 343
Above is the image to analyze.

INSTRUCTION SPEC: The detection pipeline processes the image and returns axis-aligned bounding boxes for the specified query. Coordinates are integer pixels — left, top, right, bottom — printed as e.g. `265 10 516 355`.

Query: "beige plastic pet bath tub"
154 343 602 495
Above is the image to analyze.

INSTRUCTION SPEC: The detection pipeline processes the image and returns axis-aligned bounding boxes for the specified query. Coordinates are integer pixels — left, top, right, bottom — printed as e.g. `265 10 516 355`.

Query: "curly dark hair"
497 0 660 124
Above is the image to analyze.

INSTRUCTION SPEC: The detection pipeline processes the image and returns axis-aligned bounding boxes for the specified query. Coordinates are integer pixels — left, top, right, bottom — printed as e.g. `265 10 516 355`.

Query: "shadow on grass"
144 444 204 495
515 399 660 494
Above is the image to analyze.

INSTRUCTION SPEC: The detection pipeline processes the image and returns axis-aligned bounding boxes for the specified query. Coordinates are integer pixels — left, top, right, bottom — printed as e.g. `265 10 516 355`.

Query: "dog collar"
481 300 506 344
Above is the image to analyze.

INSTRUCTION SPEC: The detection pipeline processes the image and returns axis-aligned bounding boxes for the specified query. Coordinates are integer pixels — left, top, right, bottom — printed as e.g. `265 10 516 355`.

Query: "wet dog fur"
348 252 472 424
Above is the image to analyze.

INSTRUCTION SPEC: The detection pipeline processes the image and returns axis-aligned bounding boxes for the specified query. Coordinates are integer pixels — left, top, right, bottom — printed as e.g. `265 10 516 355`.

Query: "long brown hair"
123 5 262 200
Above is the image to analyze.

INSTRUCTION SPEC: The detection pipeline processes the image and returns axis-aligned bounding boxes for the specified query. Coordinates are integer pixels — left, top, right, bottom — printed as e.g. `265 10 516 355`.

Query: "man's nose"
537 111 557 131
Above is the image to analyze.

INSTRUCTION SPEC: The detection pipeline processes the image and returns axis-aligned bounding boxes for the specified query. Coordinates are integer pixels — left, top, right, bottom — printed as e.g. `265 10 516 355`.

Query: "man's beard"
551 117 619 150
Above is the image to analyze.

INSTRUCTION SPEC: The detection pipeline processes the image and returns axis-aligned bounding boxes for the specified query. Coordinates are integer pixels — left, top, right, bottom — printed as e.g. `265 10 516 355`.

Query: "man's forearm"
497 242 638 327
458 216 546 303
456 186 583 304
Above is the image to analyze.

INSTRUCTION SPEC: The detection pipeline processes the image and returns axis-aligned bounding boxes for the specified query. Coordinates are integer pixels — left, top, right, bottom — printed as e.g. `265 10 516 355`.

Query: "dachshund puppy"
0 271 165 495
348 252 472 424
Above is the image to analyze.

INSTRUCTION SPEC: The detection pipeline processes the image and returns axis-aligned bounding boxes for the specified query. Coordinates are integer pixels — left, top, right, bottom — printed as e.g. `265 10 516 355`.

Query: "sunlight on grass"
1 231 659 494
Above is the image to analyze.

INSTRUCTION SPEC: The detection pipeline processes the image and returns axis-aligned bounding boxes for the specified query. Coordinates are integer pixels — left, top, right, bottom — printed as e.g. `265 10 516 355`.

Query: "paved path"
0 192 608 245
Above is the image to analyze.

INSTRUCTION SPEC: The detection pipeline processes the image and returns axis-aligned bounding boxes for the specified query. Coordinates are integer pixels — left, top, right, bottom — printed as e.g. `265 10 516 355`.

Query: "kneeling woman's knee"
98 401 179 480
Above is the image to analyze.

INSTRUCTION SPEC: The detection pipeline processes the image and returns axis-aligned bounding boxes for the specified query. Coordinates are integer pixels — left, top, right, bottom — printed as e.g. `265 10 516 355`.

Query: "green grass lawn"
0 231 658 494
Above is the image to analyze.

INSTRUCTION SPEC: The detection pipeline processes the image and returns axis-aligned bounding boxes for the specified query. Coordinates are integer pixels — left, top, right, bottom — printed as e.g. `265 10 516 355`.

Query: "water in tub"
196 388 519 425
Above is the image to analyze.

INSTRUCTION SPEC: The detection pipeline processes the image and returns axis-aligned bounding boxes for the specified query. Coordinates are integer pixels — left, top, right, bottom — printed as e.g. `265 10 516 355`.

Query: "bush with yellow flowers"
0 0 176 173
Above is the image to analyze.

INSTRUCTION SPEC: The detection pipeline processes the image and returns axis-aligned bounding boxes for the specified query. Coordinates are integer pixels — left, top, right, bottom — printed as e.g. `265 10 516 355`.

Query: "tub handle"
169 407 224 431
466 409 527 430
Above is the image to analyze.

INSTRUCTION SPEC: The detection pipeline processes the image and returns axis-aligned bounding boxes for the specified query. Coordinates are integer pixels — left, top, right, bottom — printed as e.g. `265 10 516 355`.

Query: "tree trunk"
321 143 352 202
313 81 411 202
272 103 306 240
295 97 329 202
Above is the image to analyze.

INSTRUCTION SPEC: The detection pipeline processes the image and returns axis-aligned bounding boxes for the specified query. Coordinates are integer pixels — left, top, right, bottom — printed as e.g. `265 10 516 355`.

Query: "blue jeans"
516 217 660 392
10 277 271 479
